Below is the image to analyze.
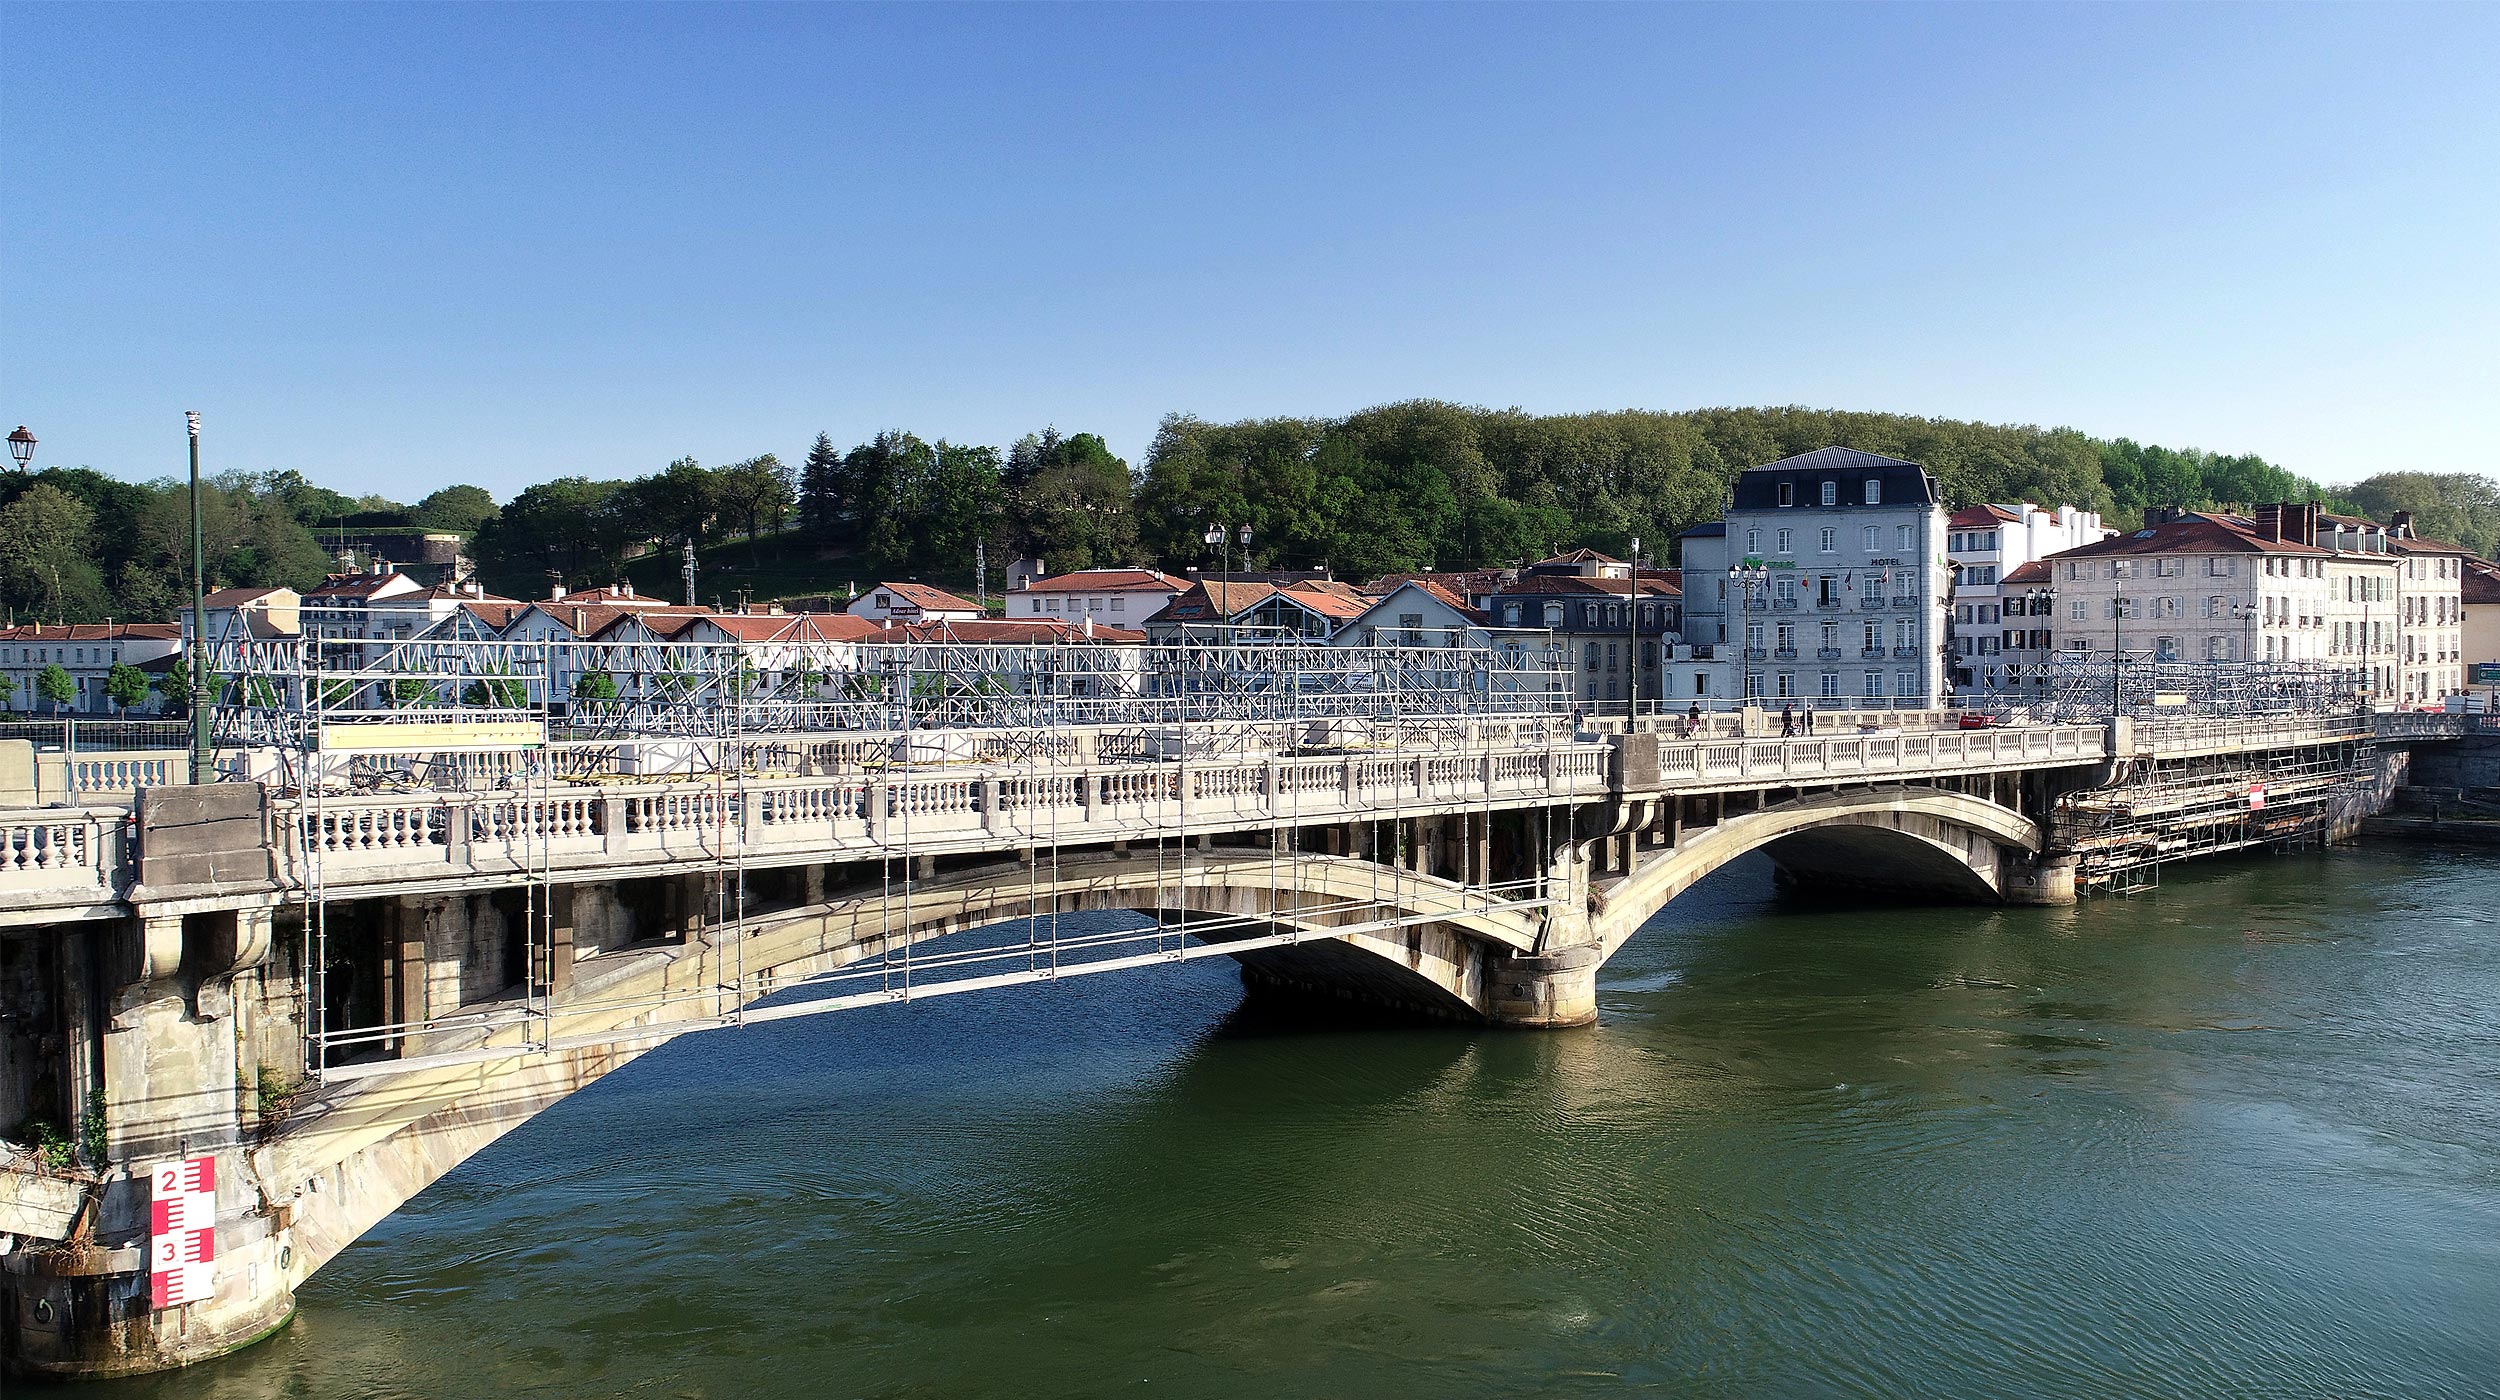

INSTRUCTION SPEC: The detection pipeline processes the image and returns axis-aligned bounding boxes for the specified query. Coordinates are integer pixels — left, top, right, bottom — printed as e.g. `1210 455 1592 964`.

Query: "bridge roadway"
0 709 2427 1378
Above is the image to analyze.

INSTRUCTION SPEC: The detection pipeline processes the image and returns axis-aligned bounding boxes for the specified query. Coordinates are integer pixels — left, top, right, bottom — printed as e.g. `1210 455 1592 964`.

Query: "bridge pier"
1483 946 1600 1028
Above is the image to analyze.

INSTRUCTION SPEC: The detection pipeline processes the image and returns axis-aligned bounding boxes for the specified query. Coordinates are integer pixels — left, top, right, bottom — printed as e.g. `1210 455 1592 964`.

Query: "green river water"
79 843 2500 1398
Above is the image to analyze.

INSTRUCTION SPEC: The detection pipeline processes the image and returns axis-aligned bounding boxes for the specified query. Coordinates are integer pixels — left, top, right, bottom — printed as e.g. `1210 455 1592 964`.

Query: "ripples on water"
76 846 2500 1399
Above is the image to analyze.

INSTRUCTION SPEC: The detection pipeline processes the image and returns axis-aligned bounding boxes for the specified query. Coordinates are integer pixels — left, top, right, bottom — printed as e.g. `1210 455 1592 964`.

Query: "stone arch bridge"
2 711 2408 1377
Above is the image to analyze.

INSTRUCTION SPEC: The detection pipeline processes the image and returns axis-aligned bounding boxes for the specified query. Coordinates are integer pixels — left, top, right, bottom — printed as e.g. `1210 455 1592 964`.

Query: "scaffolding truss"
204 632 1576 1083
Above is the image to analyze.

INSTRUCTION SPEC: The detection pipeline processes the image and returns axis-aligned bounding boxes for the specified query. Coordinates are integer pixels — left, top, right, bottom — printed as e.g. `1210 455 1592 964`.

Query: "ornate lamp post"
187 412 209 783
1727 559 1768 711
1625 537 1641 725
7 425 34 471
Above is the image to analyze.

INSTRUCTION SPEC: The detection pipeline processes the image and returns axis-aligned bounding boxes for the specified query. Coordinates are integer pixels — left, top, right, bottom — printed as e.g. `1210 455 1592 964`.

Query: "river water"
91 844 2500 1398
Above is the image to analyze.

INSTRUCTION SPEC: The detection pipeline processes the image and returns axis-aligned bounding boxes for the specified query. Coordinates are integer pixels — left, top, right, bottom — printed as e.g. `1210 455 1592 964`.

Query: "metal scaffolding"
197 631 1577 1081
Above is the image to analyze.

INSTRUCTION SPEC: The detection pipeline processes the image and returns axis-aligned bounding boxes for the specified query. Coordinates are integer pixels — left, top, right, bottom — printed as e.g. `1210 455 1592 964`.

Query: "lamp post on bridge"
1727 559 1768 717
186 412 209 784
1625 536 1641 726
7 425 34 471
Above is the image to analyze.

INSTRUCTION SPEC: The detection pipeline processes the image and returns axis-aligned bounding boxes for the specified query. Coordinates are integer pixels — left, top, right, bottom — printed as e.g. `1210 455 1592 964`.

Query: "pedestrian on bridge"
1781 701 1797 738
1686 700 1703 738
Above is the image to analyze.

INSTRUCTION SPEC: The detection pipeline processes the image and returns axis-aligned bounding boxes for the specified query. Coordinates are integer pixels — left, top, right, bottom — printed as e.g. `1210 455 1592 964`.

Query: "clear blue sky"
7 2 2496 500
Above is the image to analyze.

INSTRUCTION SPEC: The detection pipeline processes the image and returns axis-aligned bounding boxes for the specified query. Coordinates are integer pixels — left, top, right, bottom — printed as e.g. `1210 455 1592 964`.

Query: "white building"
846 582 982 624
1005 568 1185 626
1671 447 1952 707
1947 502 2112 692
0 623 184 715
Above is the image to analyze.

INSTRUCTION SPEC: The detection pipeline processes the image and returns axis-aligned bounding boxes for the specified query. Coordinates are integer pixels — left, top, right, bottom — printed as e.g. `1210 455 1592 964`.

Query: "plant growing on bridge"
79 1091 106 1167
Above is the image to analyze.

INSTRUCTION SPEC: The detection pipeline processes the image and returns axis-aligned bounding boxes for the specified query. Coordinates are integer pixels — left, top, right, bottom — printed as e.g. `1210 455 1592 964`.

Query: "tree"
105 662 151 714
35 664 74 714
798 432 843 540
474 476 632 592
0 483 102 621
832 432 933 572
2346 472 2500 559
714 454 796 561
909 441 1006 575
1007 429 1135 571
621 457 718 550
152 656 191 716
411 485 499 535
572 669 619 702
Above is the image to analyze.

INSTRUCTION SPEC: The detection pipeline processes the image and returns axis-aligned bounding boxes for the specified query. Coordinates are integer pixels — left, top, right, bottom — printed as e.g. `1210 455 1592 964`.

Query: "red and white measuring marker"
148 1155 217 1309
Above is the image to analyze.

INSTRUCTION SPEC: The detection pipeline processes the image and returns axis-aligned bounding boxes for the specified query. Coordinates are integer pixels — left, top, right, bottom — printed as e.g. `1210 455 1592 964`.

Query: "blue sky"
6 2 2496 499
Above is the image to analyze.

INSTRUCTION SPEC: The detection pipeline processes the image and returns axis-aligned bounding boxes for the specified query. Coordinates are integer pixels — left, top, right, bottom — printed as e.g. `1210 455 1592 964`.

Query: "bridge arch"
254 848 1542 1298
1591 785 2044 957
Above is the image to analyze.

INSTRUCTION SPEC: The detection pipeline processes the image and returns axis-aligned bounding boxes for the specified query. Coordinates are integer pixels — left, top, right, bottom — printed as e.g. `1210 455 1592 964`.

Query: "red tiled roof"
460 601 527 629
1013 569 1182 594
1364 568 1520 598
536 584 666 608
869 581 981 613
0 622 182 641
875 619 1144 645
2048 516 2327 559
1949 504 2021 529
305 571 422 600
2001 560 2054 586
201 586 289 607
2462 559 2500 605
1533 548 1620 566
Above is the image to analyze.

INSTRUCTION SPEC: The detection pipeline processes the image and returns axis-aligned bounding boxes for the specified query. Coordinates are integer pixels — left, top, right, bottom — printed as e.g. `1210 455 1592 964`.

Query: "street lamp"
7 426 34 470
1203 522 1252 580
1727 559 1768 714
1625 537 1641 725
186 412 209 783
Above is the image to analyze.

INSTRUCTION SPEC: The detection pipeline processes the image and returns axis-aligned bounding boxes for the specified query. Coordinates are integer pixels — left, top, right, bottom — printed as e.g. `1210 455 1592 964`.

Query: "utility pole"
681 540 697 607
186 412 209 784
976 537 987 609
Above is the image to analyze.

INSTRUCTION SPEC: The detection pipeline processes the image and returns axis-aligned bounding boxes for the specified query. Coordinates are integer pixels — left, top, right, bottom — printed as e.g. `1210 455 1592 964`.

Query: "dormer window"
1820 481 1837 506
1778 482 1795 507
1864 479 1880 505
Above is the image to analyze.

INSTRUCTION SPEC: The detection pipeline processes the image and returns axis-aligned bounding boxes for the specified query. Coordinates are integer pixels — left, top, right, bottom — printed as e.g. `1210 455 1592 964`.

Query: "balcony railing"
1773 647 1798 660
1858 597 1886 610
1744 647 1768 660
1771 599 1800 611
1861 646 1887 659
1893 646 1922 659
1817 647 1844 659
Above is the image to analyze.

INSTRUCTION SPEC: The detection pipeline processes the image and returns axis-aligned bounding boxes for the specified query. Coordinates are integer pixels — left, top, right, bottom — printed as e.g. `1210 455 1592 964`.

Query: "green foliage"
152 655 191 715
460 670 528 708
572 669 619 702
391 678 440 708
1006 428 1135 570
2345 472 2500 559
474 475 633 594
80 1090 107 1166
254 1066 296 1122
34 663 74 711
410 484 499 535
714 454 796 561
0 482 109 621
17 1116 75 1173
623 456 718 549
105 661 151 713
798 432 843 538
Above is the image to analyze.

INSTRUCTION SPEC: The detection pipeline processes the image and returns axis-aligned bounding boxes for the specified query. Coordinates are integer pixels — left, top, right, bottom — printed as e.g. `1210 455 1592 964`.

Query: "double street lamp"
1203 522 1252 580
1727 559 1769 710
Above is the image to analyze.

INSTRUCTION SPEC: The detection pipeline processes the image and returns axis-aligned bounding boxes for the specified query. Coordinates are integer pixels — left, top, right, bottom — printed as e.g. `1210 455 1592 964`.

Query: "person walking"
1686 700 1703 738
1781 701 1797 737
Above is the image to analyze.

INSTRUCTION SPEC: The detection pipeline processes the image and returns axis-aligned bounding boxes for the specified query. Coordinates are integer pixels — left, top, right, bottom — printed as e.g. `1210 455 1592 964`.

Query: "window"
1775 576 1796 604
1694 673 1710 696
1863 525 1880 549
1821 672 1841 698
1820 481 1837 506
1863 621 1882 650
1865 479 1881 505
1778 482 1795 507
1584 643 1600 670
1542 603 1563 627
1776 528 1793 553
1820 528 1837 553
1776 672 1795 697
1893 619 1913 648
1895 671 1916 697
1897 525 1913 550
1864 671 1885 698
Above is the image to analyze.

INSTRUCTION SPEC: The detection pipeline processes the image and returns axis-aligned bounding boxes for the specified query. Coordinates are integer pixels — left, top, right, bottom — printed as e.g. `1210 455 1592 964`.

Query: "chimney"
623 581 635 599
2391 509 2414 538
1083 615 1094 638
2255 503 2284 543
549 581 567 601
